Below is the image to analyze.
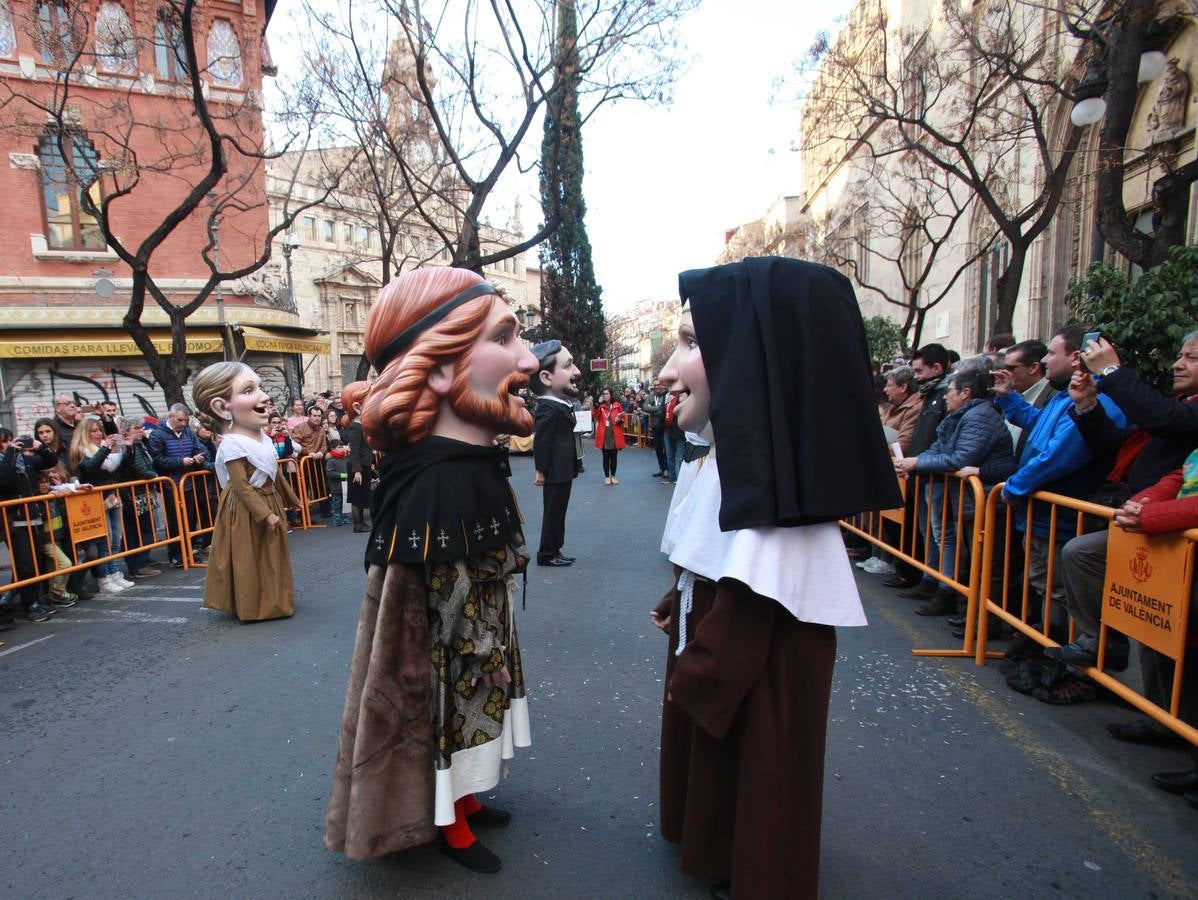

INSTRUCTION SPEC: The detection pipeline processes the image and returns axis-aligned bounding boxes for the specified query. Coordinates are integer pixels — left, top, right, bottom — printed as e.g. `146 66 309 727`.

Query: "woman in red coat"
593 387 626 485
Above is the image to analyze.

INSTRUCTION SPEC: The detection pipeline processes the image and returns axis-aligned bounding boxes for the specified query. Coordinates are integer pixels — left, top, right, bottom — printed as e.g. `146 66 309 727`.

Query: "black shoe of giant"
710 883 732 900
439 838 502 873
467 804 512 827
1151 769 1198 795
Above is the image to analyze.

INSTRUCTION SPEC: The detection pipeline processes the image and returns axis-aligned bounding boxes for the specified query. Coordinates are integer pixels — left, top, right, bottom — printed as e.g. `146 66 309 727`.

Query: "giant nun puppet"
325 268 538 874
651 257 901 899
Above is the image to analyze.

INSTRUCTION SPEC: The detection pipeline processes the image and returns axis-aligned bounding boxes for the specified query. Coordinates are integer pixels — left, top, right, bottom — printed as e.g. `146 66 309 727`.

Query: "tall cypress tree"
539 0 606 391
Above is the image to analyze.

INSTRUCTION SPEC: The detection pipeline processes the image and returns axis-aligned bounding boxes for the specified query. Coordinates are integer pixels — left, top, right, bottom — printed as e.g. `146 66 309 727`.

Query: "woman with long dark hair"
592 387 625 485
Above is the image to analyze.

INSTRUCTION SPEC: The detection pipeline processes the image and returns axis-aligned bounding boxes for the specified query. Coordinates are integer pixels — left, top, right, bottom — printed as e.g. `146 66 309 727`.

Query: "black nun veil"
680 256 902 531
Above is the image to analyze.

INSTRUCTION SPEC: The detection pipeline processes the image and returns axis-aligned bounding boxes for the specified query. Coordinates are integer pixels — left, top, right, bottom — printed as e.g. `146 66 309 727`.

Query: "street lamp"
1069 16 1174 128
281 232 301 315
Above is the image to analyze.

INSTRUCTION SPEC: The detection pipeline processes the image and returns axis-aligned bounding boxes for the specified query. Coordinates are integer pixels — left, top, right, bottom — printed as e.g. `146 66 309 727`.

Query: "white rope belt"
675 569 710 657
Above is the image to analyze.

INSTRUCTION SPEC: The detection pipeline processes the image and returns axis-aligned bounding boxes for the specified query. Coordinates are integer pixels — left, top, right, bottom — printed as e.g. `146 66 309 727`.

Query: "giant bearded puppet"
652 257 902 899
325 268 538 874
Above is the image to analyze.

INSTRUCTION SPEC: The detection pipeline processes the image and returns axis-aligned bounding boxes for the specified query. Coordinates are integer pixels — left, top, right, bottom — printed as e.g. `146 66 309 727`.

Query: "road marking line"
97 595 202 604
50 616 188 625
0 634 57 658
122 584 204 591
868 591 1197 900
54 609 189 624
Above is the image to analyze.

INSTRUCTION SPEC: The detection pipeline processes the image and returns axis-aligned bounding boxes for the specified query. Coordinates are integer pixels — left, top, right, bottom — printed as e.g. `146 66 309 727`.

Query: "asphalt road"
2 445 1196 899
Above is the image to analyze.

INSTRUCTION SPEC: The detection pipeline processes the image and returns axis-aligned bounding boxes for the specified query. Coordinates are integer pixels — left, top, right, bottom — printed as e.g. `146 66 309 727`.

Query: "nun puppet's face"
658 308 711 433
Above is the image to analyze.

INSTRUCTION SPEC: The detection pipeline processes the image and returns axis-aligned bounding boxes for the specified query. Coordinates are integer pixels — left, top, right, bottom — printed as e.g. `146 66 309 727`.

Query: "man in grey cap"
529 340 582 566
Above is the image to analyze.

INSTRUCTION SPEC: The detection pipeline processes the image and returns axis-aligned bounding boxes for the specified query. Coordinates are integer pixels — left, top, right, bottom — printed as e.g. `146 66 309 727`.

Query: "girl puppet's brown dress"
202 433 300 621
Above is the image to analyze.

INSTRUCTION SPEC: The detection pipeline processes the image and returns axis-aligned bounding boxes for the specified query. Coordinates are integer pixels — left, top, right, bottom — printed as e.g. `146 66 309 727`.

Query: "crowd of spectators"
0 389 371 631
854 326 1198 808
6 330 1196 802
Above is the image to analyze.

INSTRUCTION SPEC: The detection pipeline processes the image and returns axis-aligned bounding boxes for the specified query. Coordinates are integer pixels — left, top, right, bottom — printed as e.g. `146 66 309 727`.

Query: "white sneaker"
855 558 871 569
98 575 125 594
861 558 896 576
116 575 136 588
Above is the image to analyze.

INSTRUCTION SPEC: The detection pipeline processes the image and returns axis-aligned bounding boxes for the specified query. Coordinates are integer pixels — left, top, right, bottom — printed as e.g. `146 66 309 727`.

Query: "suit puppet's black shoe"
466 804 512 827
710 882 731 900
439 837 502 873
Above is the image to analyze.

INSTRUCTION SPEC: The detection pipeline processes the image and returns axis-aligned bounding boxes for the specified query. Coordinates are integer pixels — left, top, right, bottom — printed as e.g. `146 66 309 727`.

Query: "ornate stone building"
266 149 533 396
797 0 1197 352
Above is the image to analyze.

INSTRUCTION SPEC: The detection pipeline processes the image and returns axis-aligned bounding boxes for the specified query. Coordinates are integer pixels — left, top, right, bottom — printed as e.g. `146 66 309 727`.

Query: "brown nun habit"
655 257 900 898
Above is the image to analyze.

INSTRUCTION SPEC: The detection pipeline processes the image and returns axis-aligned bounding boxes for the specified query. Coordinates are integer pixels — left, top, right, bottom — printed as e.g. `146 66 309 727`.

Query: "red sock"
460 793 483 816
440 797 476 849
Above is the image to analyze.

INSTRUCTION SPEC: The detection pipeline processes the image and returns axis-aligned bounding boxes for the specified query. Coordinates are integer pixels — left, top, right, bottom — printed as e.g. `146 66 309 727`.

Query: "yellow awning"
240 326 330 356
0 328 225 359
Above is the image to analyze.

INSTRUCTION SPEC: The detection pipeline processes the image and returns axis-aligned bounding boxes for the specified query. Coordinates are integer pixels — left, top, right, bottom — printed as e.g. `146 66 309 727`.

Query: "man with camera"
992 324 1128 631
1043 333 1198 736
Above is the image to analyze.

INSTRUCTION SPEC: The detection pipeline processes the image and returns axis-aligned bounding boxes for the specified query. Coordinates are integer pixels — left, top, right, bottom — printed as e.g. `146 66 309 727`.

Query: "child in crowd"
325 439 351 526
35 464 87 607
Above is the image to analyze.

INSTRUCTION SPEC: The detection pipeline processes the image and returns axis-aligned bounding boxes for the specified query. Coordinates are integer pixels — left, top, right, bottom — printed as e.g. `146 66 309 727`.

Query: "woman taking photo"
593 387 626 485
70 416 134 594
118 417 161 578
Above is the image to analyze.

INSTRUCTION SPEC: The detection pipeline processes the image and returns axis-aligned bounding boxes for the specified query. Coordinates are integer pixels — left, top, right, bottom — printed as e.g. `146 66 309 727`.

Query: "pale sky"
575 0 855 313
266 0 855 316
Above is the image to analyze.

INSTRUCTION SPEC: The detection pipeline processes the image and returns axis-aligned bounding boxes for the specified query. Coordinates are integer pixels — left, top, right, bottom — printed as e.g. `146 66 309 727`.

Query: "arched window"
154 6 189 82
0 1 17 58
207 19 242 88
95 2 136 74
38 133 105 250
37 1 84 66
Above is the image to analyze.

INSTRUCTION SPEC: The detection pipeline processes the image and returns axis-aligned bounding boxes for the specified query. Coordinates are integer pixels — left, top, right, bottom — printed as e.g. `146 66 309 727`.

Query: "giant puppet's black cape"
365 436 523 567
679 256 902 531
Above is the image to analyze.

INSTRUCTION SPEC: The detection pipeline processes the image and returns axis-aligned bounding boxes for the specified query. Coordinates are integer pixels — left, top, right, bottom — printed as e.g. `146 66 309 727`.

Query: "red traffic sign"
589 358 608 371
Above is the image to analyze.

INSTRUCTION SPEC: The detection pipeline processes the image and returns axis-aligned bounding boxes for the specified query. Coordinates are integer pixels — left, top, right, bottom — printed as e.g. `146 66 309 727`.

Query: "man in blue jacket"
146 404 210 567
992 324 1127 629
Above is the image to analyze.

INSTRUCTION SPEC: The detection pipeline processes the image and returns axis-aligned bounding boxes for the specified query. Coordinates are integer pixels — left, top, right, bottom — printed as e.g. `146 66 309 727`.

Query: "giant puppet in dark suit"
325 268 539 874
530 340 582 567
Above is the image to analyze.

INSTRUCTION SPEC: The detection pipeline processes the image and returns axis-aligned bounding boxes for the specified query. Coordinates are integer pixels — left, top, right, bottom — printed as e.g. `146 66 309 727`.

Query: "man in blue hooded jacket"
992 324 1127 627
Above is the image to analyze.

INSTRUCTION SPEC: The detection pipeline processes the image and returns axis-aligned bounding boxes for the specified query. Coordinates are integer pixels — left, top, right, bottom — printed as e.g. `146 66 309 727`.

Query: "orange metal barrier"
297 454 329 529
178 470 219 568
974 484 1197 746
619 412 653 449
0 476 186 593
841 471 990 658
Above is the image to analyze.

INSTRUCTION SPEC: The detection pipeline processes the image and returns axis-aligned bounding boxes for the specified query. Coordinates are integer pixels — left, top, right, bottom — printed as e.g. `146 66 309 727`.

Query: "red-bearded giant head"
360 268 536 451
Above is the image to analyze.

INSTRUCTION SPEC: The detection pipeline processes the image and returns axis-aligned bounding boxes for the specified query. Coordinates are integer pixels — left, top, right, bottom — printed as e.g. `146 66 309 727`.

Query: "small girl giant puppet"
651 257 902 899
194 362 300 621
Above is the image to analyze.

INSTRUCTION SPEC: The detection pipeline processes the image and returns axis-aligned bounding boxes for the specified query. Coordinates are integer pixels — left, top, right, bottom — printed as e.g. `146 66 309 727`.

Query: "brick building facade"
0 0 323 431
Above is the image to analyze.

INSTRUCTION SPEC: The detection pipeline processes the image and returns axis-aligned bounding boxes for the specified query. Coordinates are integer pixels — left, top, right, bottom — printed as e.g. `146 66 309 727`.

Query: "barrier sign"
1101 525 1193 659
65 492 109 544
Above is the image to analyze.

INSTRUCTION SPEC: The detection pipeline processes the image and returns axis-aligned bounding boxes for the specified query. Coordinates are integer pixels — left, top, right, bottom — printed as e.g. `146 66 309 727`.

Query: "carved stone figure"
1148 58 1190 138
